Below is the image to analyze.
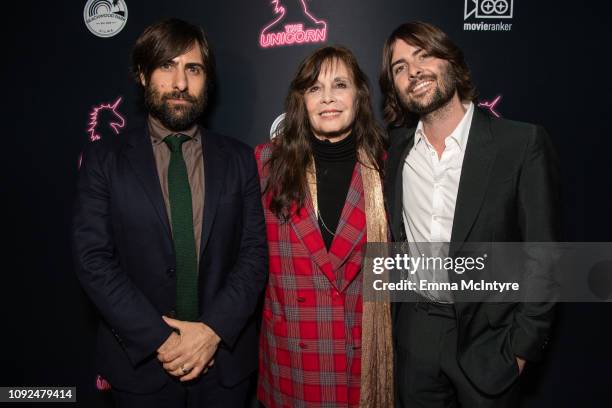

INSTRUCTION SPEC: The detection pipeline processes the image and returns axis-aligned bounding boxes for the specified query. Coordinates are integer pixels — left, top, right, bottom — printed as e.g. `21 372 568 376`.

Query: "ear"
139 71 146 87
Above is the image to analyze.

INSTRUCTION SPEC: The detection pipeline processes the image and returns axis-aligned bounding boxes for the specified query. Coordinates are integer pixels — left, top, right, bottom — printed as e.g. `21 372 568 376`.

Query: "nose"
172 67 188 92
408 65 422 80
321 87 335 104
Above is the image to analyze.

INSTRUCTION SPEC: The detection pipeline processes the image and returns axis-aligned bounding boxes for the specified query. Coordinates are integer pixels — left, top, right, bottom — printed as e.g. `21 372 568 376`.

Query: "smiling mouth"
410 80 434 95
319 110 342 118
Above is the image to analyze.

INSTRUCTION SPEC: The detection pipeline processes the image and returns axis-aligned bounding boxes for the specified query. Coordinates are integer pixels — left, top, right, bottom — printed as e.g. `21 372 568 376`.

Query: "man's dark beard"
400 66 457 116
144 86 206 132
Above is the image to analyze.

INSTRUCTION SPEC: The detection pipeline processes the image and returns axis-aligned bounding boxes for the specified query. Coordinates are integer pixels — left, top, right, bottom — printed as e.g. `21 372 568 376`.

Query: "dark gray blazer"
385 107 562 395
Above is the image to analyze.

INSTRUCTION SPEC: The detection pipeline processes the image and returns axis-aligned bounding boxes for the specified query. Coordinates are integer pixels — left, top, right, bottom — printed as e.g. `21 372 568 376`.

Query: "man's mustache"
406 74 437 93
162 91 197 103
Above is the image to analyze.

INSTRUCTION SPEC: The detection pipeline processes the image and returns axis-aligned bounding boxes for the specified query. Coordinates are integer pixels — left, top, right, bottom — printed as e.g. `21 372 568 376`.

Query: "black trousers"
111 367 253 408
394 301 521 408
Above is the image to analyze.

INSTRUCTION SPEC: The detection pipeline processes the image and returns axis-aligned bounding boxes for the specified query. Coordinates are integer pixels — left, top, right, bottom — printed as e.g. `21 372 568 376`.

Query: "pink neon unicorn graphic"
478 94 503 118
260 0 327 48
79 96 126 169
96 375 111 392
87 96 126 142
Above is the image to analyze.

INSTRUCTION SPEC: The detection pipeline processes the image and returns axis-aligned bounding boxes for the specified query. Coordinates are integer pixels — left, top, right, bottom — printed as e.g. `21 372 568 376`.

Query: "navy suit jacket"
72 123 267 393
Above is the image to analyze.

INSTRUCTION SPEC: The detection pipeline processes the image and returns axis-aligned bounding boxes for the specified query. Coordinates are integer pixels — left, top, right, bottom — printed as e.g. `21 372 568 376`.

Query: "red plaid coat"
255 144 367 408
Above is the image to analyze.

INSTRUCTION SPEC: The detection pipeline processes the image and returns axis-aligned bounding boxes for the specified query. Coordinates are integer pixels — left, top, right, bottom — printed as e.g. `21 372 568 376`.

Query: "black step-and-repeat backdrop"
4 1 611 406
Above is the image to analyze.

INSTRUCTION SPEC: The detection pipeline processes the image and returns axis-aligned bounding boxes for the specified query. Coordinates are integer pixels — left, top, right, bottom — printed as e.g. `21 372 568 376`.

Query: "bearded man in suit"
73 18 267 407
380 21 561 407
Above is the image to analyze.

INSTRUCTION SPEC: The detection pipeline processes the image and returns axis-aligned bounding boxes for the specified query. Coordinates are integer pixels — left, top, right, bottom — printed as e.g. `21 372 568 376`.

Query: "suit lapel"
123 126 172 240
290 194 338 291
200 129 227 257
328 164 366 291
450 108 496 253
387 129 415 241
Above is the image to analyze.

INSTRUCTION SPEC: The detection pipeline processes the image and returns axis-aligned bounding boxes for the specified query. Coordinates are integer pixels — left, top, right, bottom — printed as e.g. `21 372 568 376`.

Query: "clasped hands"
156 316 221 382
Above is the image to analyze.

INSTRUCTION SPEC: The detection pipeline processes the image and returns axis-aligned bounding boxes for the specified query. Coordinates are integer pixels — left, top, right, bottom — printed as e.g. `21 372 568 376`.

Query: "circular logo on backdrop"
269 113 286 139
83 0 128 38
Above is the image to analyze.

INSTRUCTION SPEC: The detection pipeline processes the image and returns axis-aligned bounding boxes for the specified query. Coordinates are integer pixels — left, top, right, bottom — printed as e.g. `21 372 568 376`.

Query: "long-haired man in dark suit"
73 18 267 407
380 21 561 407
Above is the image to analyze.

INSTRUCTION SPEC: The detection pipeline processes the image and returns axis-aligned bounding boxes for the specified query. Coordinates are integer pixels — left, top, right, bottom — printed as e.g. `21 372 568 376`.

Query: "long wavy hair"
380 21 477 128
264 46 386 221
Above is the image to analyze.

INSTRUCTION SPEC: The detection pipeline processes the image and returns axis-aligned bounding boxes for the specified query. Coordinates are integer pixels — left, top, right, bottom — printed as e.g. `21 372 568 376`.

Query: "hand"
157 316 221 382
157 331 181 354
516 357 526 375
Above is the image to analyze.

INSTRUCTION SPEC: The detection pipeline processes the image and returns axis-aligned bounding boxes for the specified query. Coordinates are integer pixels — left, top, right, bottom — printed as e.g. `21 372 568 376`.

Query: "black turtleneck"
310 132 357 250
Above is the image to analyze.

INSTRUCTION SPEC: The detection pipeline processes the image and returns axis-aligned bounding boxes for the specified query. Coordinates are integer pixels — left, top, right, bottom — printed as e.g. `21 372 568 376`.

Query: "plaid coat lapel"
255 144 365 407
289 195 339 291
328 164 366 292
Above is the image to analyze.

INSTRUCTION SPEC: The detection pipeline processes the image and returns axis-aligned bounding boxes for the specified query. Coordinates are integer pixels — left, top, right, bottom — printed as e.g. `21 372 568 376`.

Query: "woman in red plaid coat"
255 46 394 408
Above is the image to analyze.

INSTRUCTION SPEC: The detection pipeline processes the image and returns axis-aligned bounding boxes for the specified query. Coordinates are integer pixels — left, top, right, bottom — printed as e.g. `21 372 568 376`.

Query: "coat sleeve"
199 147 268 348
511 125 562 362
72 142 173 366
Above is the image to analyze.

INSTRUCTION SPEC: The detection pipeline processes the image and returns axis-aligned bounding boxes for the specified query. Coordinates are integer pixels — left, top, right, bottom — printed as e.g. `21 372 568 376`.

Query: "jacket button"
297 296 306 302
299 342 306 349
167 309 177 318
166 268 176 276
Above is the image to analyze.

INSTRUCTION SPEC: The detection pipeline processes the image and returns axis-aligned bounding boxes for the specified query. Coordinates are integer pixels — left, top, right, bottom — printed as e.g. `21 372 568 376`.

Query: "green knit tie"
164 134 199 321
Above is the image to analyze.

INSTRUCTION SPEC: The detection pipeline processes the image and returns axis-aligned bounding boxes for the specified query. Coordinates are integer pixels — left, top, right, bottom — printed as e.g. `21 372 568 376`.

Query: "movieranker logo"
463 0 513 31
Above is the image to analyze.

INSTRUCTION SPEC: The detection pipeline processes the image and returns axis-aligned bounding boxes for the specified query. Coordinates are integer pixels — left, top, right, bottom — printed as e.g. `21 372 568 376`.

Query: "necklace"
317 209 337 237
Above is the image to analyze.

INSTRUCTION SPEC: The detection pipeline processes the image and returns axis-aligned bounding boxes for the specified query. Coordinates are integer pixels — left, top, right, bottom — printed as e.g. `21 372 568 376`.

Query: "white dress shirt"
402 102 474 303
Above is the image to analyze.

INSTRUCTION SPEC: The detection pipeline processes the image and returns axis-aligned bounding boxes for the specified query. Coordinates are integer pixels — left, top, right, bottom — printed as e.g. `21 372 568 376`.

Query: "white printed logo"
84 0 128 38
464 0 513 19
463 0 513 31
269 113 286 139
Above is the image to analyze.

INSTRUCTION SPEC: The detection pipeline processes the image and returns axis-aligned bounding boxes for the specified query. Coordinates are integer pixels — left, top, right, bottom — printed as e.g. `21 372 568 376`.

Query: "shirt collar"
414 102 474 151
148 115 199 145
414 122 426 146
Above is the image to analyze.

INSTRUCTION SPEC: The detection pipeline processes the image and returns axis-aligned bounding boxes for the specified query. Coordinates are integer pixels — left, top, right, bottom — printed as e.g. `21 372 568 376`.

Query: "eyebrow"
161 61 205 70
185 62 205 70
390 58 406 69
390 47 424 68
309 76 351 86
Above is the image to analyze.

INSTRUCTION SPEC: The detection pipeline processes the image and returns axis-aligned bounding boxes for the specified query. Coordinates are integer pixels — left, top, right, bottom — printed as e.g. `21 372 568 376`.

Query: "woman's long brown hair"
264 45 386 221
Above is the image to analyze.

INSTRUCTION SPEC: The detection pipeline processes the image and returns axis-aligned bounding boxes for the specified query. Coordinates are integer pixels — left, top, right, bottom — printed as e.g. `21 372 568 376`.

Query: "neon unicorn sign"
87 96 126 142
478 94 503 118
79 96 126 169
260 0 327 48
96 375 111 391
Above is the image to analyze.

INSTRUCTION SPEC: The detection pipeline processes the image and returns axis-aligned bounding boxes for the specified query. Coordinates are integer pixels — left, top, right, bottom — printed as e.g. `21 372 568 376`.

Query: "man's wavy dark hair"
264 45 386 221
380 21 477 128
131 18 215 94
